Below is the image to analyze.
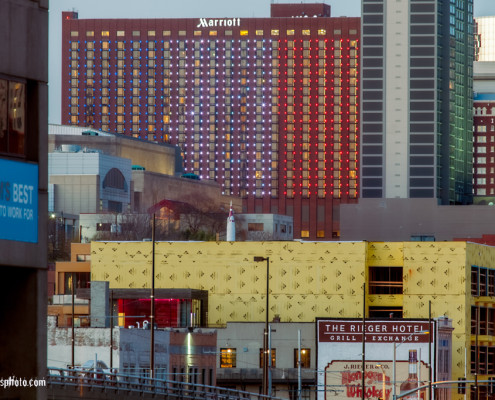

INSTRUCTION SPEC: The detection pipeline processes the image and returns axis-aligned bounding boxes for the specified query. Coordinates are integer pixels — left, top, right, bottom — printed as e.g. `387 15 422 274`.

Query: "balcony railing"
47 367 285 400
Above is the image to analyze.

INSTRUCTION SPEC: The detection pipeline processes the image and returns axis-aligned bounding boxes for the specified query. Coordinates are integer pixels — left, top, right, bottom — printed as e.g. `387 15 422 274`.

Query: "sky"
48 0 495 125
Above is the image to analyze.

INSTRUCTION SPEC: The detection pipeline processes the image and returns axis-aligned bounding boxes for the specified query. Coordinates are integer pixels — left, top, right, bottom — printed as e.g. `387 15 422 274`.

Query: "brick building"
60 3 360 240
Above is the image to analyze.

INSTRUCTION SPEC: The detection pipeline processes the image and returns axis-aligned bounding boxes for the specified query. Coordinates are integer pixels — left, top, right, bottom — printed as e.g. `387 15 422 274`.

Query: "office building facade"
0 0 48 399
475 16 495 62
61 3 360 239
360 0 474 204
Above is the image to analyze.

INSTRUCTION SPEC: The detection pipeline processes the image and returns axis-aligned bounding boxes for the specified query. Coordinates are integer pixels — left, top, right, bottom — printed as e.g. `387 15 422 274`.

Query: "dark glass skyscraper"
61 3 360 240
360 0 474 204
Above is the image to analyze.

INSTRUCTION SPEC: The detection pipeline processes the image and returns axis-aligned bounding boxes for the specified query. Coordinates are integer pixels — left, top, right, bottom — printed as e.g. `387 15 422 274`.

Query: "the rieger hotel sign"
317 319 434 400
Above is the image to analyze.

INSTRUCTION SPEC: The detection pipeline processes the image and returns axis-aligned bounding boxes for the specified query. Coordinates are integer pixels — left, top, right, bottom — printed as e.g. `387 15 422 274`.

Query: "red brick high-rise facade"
61 3 360 240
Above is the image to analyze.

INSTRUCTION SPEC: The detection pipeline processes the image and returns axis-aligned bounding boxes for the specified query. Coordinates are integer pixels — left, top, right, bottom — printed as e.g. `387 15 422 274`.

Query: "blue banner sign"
0 159 38 243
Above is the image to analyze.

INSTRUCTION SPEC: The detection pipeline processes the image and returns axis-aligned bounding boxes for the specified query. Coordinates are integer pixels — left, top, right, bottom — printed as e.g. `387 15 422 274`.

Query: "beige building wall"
49 127 179 176
50 175 100 214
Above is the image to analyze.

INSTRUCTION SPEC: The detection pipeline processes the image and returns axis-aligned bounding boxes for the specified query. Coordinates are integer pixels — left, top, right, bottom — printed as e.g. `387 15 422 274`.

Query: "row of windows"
71 29 358 38
220 348 310 369
472 266 495 297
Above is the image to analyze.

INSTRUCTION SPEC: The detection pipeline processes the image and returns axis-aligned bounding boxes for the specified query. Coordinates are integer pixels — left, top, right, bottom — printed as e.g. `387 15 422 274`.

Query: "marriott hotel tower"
61 3 360 240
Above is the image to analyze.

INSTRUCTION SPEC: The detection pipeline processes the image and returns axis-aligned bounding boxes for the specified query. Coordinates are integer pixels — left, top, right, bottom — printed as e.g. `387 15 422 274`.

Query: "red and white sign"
319 320 430 343
317 319 434 400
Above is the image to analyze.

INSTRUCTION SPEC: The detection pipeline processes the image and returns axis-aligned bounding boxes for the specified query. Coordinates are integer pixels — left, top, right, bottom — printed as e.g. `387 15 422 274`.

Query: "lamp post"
150 213 156 379
377 364 386 400
254 256 270 396
392 330 429 400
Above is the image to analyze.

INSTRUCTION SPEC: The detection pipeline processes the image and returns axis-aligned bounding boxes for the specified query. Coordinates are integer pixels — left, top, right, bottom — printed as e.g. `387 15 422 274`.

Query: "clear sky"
48 0 495 124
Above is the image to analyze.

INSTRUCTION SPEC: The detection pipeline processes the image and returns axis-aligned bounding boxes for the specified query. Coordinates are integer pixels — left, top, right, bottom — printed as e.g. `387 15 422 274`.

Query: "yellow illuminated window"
71 31 78 37
163 30 171 36
101 31 109 37
194 31 201 36
302 30 310 35
318 29 326 35
301 230 310 238
117 31 125 36
209 31 217 36
240 30 249 36
287 29 295 35
86 31 94 37
256 30 263 35
148 30 155 36
220 349 236 368
271 29 279 36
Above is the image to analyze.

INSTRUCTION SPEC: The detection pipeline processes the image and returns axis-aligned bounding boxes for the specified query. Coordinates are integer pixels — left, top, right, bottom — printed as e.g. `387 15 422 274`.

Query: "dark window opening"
369 307 403 319
369 266 403 294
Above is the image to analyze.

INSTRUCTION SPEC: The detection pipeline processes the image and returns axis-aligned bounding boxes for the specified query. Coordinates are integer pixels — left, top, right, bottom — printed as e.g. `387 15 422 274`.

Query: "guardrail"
47 367 285 400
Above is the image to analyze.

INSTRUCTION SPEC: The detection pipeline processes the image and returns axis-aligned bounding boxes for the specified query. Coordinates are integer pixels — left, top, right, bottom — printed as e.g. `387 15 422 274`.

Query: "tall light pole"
428 301 432 400
150 213 156 379
377 364 386 400
392 330 429 400
254 256 270 396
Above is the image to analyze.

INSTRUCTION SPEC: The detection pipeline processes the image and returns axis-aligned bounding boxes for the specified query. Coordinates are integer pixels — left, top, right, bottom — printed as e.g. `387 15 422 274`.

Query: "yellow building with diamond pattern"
91 240 495 399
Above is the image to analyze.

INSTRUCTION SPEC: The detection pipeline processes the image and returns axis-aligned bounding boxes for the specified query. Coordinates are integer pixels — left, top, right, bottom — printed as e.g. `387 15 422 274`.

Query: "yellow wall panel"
91 241 368 325
368 242 404 266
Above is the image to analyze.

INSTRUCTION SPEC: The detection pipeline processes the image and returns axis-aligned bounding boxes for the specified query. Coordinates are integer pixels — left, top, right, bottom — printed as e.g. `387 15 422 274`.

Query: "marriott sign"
197 18 241 28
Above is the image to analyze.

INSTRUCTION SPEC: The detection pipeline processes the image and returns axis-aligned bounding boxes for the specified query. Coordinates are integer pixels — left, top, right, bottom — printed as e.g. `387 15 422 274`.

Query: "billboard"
317 319 434 400
0 158 38 243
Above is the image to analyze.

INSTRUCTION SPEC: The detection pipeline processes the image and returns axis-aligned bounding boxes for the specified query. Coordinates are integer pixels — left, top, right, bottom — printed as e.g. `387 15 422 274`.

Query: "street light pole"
150 213 156 379
254 256 270 396
377 364 386 400
428 301 432 400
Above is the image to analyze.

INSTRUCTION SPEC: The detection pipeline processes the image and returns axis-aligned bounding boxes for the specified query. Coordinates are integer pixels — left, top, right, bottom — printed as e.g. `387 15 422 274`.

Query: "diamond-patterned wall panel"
367 242 404 266
91 241 367 325
403 242 467 296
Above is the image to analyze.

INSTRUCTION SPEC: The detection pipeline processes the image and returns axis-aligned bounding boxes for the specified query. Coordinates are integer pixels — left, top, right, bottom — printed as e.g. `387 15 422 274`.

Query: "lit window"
256 30 263 35
117 31 125 36
271 29 279 36
301 231 310 238
294 349 311 368
209 31 217 36
86 31 94 37
259 349 276 368
101 31 110 37
318 29 326 35
302 30 310 35
287 29 295 35
240 30 249 36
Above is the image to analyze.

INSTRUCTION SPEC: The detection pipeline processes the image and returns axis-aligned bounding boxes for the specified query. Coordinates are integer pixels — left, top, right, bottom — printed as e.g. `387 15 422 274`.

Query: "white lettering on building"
197 18 241 28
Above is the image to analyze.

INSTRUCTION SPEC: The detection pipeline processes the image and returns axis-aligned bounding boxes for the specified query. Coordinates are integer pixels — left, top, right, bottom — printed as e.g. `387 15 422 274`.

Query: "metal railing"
47 367 285 400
